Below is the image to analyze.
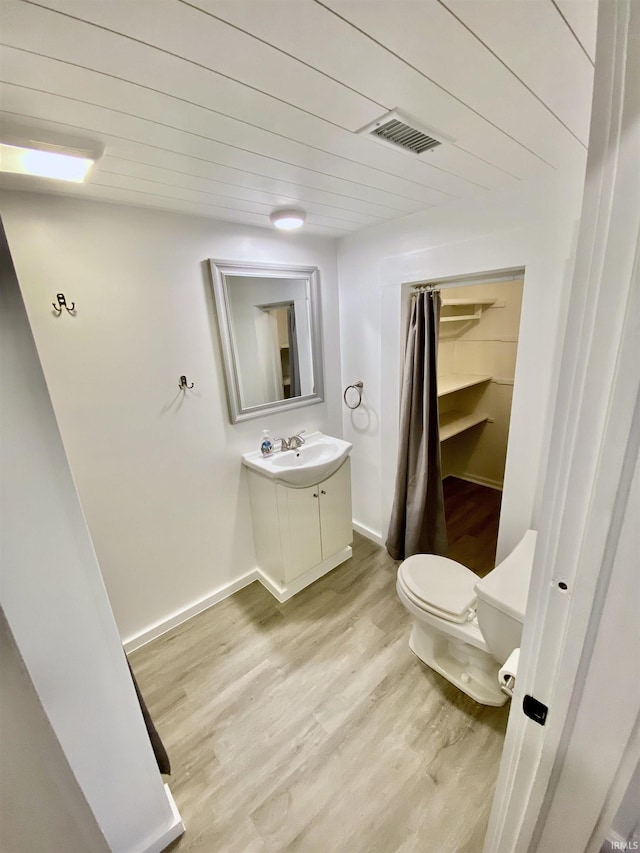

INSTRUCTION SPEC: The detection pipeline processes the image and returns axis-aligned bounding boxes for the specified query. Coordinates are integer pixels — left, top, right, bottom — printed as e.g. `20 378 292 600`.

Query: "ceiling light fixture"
269 209 306 231
0 143 95 182
0 127 104 183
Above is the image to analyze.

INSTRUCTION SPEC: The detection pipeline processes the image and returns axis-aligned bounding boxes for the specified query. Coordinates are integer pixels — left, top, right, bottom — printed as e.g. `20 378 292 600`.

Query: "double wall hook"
52 293 75 315
179 375 194 390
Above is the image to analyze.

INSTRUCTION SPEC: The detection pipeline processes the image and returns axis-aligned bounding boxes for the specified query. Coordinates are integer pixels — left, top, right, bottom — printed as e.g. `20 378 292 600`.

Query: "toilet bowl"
396 529 537 706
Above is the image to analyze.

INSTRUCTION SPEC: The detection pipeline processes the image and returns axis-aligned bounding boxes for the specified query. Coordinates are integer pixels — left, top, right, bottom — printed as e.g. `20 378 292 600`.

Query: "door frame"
485 1 640 848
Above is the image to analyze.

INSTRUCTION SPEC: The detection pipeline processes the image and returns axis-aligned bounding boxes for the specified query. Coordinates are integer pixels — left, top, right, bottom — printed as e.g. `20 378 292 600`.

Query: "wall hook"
179 375 194 390
52 293 75 315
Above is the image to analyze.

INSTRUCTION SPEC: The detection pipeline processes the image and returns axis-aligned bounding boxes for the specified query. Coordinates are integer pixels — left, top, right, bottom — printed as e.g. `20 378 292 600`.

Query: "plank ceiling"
0 0 597 237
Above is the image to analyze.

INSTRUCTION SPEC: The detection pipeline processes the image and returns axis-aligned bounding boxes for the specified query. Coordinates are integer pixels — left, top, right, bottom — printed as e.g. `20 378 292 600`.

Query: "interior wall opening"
402 267 525 577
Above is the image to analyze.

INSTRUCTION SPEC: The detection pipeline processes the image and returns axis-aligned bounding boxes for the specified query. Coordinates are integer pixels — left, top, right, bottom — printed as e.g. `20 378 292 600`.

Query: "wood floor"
131 523 508 852
444 477 502 578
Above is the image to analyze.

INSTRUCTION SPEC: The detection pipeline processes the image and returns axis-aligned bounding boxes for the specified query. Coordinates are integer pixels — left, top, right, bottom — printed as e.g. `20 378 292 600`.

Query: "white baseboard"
123 572 258 653
141 784 184 853
124 494 498 653
450 472 503 491
123 545 356 650
352 520 385 546
257 546 352 603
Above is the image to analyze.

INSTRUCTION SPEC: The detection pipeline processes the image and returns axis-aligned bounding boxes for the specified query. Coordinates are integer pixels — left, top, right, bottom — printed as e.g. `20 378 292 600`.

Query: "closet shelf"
438 374 492 397
439 410 489 442
441 298 496 307
440 298 496 324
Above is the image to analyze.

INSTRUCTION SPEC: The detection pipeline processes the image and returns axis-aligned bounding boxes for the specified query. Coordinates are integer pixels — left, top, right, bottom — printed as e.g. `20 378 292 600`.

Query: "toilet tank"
474 530 537 663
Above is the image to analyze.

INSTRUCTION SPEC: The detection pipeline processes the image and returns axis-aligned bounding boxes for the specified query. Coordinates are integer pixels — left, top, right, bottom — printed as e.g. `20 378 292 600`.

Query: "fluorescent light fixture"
269 208 306 230
0 128 104 183
0 143 94 182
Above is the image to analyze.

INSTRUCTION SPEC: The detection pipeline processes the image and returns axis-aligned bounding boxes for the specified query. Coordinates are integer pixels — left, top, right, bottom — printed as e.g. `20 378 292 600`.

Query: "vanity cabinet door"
319 459 353 559
278 484 323 582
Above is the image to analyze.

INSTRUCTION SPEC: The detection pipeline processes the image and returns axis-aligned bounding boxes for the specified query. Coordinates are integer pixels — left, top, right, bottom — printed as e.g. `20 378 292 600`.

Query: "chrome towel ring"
343 381 364 410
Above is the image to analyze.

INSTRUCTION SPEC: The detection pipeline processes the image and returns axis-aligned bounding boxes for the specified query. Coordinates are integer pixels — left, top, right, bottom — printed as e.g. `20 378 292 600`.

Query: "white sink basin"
242 431 352 487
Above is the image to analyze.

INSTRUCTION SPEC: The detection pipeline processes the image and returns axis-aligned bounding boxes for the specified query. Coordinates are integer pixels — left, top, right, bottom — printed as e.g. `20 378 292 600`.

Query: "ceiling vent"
357 109 453 155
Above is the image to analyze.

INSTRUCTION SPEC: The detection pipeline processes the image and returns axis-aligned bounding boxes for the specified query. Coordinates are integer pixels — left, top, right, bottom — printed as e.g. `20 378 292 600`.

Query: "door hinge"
523 694 548 726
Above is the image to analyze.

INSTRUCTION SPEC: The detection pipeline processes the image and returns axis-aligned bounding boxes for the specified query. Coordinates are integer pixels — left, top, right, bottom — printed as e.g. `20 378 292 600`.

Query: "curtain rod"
410 270 524 292
412 284 441 293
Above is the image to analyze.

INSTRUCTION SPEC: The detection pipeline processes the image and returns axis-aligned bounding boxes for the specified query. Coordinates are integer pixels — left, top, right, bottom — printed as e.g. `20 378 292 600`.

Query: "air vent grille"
371 118 442 153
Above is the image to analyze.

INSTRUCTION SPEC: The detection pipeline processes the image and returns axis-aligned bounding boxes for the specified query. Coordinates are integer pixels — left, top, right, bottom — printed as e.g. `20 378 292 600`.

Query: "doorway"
433 271 524 574
255 300 299 402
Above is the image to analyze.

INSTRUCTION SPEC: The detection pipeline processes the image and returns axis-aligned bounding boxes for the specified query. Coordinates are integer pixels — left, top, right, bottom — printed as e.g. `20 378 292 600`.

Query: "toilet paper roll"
499 648 520 697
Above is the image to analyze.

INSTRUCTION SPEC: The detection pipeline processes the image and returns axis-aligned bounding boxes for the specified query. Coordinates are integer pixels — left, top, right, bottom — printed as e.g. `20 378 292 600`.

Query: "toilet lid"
399 555 478 623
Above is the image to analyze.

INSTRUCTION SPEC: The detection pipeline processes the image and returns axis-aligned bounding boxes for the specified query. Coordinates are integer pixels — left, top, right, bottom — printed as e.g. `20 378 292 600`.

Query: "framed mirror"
209 259 324 423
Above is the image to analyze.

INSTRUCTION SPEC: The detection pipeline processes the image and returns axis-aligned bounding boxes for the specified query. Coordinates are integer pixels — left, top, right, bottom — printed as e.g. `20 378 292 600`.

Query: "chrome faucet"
287 431 306 450
273 431 306 451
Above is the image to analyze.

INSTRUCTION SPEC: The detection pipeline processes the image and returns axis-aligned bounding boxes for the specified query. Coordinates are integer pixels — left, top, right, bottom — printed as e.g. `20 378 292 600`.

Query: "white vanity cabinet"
247 459 353 598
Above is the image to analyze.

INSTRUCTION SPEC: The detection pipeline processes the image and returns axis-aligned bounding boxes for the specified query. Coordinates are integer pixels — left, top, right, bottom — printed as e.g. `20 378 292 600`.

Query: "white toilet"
396 529 537 706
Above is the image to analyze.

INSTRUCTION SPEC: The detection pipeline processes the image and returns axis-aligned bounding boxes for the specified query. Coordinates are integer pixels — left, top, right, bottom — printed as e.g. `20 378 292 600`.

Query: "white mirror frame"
209 259 325 423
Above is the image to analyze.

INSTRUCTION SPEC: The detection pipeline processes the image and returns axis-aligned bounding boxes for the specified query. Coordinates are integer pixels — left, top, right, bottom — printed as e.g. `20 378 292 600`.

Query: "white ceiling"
0 0 597 237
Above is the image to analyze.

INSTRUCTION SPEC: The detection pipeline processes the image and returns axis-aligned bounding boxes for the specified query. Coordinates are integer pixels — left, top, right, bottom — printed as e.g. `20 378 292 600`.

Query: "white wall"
0 612 110 853
337 169 585 559
0 191 342 646
0 227 181 852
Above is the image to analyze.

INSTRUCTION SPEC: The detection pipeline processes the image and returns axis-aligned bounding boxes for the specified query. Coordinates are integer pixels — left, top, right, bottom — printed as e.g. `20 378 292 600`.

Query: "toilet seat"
398 554 478 624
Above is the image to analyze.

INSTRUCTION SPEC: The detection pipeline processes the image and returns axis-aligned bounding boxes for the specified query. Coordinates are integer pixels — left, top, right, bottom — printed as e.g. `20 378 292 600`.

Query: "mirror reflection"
209 261 324 423
226 276 313 408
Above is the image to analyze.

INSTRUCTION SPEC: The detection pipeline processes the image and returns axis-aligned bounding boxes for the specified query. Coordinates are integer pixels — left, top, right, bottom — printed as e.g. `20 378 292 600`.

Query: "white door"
319 460 353 559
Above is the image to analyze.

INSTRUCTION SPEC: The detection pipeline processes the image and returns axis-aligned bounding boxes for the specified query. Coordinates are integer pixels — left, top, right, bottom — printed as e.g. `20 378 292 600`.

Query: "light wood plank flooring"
130 533 508 853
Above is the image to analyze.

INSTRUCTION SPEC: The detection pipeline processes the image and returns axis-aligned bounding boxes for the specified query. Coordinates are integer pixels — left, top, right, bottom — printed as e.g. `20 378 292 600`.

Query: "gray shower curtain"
386 290 448 561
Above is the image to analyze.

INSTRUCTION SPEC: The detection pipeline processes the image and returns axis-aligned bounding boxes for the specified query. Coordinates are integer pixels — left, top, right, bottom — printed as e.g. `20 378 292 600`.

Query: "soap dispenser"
260 430 274 457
